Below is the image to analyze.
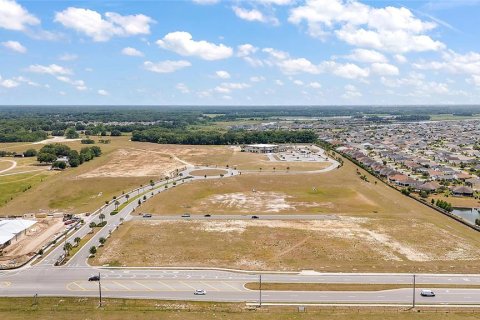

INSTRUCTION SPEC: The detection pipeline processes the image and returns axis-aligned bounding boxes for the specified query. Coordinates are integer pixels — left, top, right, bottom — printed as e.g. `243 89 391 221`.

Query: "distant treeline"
131 129 317 145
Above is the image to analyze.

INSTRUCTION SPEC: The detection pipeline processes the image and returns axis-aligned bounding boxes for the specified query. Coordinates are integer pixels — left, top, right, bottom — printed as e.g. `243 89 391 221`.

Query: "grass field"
0 297 478 320
0 171 51 208
190 169 228 176
96 158 480 273
428 194 480 208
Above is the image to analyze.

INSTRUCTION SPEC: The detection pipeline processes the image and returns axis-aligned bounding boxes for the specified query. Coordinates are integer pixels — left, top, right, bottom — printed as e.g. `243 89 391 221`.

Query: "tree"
37 152 57 164
110 129 122 136
99 237 106 245
74 237 81 246
89 246 97 255
23 149 37 157
138 199 142 206
65 127 79 139
114 200 120 210
89 222 96 228
52 161 67 170
125 194 130 202
64 242 73 255
99 213 105 223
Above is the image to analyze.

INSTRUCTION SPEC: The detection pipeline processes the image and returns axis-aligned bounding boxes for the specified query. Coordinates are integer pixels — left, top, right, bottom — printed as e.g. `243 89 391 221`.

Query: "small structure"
452 185 474 197
241 144 286 153
0 219 37 250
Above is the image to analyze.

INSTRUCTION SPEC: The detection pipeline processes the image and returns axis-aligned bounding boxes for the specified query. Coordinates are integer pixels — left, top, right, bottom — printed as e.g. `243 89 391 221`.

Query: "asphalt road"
1 164 480 306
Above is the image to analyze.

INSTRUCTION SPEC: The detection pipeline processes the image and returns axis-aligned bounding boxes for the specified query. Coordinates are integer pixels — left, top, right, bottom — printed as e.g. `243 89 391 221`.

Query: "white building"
0 219 37 250
242 144 286 153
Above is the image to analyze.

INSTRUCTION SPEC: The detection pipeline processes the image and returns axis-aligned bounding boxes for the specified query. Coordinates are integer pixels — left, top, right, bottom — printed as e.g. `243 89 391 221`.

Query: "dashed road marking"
112 280 132 291
223 282 242 292
134 281 153 291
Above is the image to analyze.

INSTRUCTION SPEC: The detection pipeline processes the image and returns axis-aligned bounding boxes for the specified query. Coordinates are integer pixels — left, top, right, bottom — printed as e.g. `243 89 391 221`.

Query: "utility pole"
259 274 262 307
98 272 102 307
412 274 416 309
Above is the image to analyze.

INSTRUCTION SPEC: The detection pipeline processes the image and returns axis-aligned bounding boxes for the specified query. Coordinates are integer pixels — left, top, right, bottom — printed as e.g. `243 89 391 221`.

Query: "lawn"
0 297 478 320
0 171 51 208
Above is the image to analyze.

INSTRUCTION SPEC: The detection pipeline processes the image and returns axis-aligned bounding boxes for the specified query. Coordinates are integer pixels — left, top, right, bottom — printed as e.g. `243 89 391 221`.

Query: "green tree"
110 129 122 136
65 127 79 139
99 213 105 223
37 152 57 164
74 237 81 246
89 246 97 255
23 149 37 157
99 237 106 245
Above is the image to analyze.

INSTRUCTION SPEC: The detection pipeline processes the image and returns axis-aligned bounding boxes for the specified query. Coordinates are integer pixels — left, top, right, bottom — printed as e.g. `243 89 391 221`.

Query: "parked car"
204 214 211 217
181 213 191 218
143 213 152 218
88 275 100 281
194 289 206 295
420 289 435 297
251 215 259 219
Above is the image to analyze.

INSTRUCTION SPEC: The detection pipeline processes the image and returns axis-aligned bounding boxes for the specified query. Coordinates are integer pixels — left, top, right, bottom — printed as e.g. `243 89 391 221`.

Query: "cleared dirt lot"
96 157 480 273
190 169 228 176
93 217 480 273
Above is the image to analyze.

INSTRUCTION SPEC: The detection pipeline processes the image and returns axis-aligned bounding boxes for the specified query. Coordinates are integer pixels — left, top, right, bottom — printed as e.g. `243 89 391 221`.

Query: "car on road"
194 289 206 295
88 275 100 281
251 215 259 219
204 214 211 217
181 213 191 218
420 289 435 297
143 213 152 218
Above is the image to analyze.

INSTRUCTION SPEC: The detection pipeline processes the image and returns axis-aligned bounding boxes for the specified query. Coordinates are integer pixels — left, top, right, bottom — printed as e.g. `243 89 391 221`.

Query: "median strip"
244 283 480 291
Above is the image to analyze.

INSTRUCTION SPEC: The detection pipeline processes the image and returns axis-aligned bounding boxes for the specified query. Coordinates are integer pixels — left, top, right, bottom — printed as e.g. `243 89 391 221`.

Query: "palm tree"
74 237 81 246
64 242 73 256
99 237 106 245
114 200 120 210
89 246 97 255
99 213 105 223
125 194 130 201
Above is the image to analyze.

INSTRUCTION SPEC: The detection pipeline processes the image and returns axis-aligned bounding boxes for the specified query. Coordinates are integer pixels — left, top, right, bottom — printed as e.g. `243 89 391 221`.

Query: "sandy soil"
79 148 185 178
33 136 82 144
2 218 64 257
190 169 228 177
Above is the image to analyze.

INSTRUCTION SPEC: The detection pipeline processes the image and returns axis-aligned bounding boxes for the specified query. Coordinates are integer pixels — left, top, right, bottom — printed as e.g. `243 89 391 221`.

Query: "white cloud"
1 40 26 53
308 81 322 88
121 47 144 57
293 79 304 86
144 60 191 73
98 89 109 96
0 0 40 31
232 6 279 25
0 75 19 88
257 0 295 4
192 0 219 4
56 76 87 90
275 79 284 86
27 64 72 75
394 54 407 63
13 76 39 87
237 43 258 57
346 48 387 63
215 70 231 79
250 76 265 82
157 31 232 60
324 61 370 79
288 0 444 53
371 62 399 76
59 53 78 61
176 83 190 93
215 82 250 93
343 84 362 99
55 7 154 41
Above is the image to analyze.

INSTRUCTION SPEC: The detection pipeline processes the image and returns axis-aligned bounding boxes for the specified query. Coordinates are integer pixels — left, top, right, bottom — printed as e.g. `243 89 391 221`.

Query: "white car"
420 289 435 297
194 289 206 295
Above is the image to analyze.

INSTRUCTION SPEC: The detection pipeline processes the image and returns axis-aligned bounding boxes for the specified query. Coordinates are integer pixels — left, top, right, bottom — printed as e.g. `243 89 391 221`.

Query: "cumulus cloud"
121 47 144 57
0 0 39 31
215 70 231 79
308 81 322 88
233 6 279 25
288 0 444 53
176 83 190 93
250 76 265 82
143 60 192 73
343 84 362 99
215 82 250 93
346 48 387 63
237 44 258 57
27 64 72 75
157 31 232 60
59 53 78 61
54 7 155 41
0 75 19 88
1 40 26 53
97 89 109 96
56 76 87 90
370 62 399 76
192 0 219 4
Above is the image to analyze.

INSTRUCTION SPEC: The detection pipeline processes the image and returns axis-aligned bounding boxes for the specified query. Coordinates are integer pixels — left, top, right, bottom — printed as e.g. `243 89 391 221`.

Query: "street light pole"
412 274 416 309
98 272 102 307
259 274 262 307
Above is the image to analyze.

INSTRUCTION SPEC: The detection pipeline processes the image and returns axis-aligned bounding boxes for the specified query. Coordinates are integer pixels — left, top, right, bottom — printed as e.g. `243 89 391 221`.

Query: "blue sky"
1 0 480 105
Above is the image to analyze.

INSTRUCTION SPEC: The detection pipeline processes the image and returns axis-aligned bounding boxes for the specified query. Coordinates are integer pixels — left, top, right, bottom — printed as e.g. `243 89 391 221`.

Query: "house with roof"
452 185 474 197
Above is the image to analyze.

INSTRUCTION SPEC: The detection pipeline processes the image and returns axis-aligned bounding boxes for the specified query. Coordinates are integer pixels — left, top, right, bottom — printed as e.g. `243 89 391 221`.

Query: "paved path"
0 159 16 174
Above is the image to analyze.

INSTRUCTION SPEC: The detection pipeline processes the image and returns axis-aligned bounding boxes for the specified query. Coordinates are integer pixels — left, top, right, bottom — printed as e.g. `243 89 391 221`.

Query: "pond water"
452 208 480 225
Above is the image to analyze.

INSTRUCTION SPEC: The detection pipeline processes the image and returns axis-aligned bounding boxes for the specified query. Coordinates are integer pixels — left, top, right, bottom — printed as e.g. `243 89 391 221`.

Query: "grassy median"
0 297 479 320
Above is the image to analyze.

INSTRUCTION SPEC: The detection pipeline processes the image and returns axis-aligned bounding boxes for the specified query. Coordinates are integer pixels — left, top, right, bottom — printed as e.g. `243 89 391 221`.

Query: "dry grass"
96 158 480 273
428 194 480 208
0 297 478 320
93 218 480 273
